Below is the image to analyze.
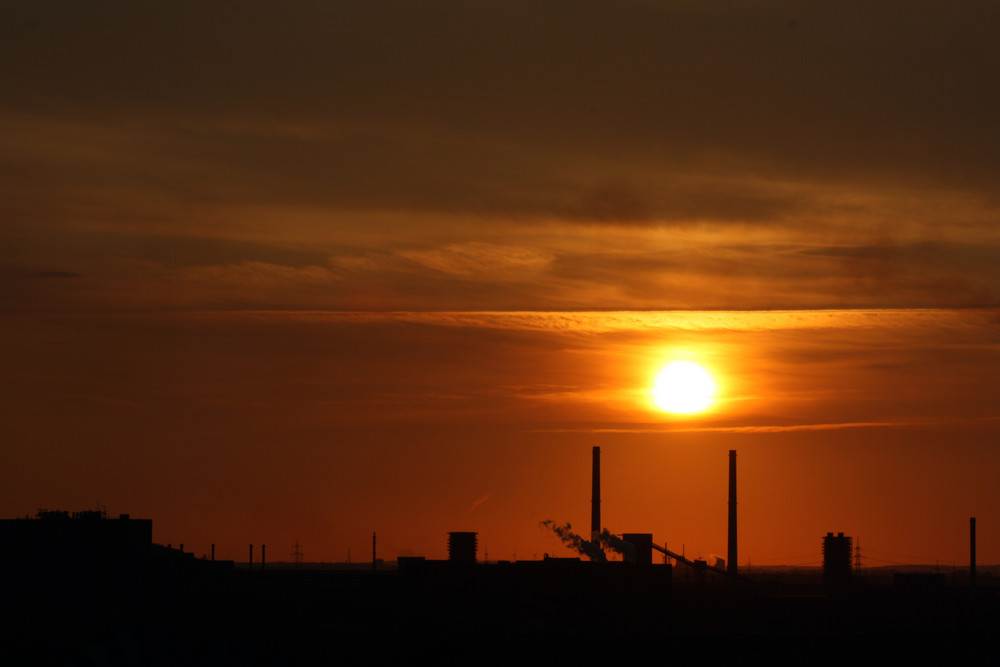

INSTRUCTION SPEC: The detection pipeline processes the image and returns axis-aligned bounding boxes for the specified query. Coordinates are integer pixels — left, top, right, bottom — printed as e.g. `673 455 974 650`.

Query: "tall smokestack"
728 450 737 576
591 446 601 542
970 517 977 588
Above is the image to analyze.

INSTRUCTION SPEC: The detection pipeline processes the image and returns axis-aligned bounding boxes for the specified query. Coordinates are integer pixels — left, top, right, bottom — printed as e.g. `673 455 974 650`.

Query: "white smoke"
597 529 636 563
540 520 607 562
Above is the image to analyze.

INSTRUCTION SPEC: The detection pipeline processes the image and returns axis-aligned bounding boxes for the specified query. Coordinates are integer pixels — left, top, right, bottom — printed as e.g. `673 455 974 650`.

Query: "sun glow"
652 361 717 414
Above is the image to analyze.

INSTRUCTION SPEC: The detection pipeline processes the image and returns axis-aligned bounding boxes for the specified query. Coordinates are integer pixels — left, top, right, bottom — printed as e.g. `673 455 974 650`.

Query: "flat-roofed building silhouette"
822 532 852 586
448 531 477 564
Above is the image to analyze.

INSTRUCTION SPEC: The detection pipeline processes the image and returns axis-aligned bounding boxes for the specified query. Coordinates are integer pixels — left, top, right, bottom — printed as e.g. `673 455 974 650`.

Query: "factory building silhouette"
3 450 997 663
823 531 853 586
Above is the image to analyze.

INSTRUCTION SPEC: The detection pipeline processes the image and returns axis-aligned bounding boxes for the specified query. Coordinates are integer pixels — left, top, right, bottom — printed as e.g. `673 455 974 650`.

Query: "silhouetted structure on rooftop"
623 533 653 565
448 531 478 563
823 532 853 586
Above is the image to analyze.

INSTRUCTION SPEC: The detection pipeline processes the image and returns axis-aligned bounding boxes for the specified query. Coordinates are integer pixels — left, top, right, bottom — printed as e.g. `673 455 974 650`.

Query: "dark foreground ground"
5 552 999 665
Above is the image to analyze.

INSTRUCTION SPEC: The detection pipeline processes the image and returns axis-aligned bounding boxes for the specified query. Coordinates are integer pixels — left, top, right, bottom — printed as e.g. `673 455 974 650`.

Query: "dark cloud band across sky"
4 2 1000 201
3 2 1000 310
3 2 1000 311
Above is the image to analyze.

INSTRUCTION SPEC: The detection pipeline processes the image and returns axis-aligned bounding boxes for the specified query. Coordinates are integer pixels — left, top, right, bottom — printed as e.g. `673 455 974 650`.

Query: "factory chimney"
591 446 601 542
970 517 977 588
728 450 737 576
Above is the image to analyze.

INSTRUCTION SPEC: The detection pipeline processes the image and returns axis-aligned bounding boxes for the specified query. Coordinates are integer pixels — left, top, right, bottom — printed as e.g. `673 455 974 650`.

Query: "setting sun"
652 361 717 414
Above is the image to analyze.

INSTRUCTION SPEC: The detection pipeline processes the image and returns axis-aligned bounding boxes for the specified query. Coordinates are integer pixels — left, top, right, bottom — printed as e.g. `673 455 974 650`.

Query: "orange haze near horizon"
4 309 999 567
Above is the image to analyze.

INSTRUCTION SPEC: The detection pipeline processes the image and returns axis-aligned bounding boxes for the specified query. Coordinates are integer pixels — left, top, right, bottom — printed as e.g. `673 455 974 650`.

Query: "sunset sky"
3 1 1000 566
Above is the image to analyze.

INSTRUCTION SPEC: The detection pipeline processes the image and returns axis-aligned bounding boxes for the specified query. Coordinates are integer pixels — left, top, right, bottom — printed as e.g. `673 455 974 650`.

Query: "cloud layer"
3 1 1000 312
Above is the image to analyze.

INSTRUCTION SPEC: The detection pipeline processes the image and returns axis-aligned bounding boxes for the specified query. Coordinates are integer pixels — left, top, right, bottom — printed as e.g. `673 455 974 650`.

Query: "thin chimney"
591 446 601 542
728 450 737 576
970 517 977 588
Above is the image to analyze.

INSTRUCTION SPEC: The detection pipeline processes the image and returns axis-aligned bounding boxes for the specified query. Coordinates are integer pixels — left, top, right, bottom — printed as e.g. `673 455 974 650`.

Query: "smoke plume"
540 520 607 562
597 529 636 563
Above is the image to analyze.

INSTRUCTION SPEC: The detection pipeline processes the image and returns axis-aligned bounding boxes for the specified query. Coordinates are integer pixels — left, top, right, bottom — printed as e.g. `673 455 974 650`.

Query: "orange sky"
4 309 999 565
3 2 1000 566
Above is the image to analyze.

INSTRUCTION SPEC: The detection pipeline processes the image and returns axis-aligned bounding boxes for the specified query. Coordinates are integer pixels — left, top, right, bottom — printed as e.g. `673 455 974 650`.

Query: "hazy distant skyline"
2 2 1000 565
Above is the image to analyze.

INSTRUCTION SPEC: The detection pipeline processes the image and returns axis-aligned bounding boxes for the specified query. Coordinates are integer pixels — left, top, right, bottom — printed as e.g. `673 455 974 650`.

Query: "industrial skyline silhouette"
6 5 1000 662
4 447 994 663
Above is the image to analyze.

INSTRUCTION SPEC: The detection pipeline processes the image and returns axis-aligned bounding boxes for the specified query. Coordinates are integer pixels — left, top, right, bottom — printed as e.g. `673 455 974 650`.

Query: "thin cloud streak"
467 494 491 514
230 308 1000 334
532 421 929 435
